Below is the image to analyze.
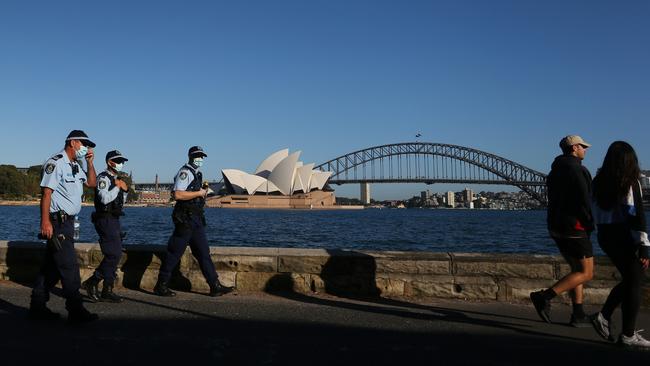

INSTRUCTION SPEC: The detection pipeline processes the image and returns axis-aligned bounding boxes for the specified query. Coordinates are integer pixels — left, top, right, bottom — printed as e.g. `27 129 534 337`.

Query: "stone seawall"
1 241 648 306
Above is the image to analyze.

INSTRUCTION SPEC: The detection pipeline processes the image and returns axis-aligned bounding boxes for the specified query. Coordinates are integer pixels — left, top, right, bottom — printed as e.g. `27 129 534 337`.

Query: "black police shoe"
100 284 123 303
569 313 592 328
530 290 551 323
28 303 61 321
82 277 100 302
67 306 99 324
153 281 176 297
209 280 234 297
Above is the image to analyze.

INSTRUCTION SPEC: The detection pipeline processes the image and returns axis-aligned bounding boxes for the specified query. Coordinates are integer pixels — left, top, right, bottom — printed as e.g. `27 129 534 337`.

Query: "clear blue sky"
1 0 648 200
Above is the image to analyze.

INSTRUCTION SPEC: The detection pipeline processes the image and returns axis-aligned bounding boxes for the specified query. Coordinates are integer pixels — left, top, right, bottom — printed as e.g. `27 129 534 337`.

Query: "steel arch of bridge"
315 142 548 204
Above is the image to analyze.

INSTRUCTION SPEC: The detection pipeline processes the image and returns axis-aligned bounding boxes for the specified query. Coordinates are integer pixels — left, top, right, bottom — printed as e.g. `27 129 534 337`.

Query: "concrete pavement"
1 280 649 365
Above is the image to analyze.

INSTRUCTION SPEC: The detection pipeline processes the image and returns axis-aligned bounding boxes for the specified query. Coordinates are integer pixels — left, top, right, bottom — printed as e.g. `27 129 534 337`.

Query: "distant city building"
462 188 474 208
462 188 474 203
446 191 455 208
137 190 171 205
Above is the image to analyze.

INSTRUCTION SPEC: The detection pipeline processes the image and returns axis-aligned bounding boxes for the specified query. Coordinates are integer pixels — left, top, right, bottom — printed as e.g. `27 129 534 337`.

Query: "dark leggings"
598 225 644 336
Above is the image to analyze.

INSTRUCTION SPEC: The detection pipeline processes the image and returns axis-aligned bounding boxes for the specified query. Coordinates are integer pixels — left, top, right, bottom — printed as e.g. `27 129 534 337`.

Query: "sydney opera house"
206 149 336 209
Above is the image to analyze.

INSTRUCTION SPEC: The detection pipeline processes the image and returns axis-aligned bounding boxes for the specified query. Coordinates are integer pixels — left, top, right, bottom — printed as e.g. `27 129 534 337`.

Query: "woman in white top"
591 141 650 348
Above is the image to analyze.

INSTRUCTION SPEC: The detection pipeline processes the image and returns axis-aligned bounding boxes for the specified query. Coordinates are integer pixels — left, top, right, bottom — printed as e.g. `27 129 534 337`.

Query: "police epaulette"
50 154 63 161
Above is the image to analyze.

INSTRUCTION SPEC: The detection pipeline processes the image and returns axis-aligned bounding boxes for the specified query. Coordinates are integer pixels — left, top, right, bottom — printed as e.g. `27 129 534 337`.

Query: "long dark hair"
593 141 640 210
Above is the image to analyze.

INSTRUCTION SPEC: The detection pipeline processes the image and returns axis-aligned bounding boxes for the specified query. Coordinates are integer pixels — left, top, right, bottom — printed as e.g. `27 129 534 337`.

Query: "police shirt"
96 171 127 205
173 164 199 192
40 150 87 216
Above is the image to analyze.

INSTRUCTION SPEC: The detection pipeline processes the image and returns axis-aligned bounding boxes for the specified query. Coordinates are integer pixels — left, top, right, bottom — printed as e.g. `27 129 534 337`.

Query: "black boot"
100 284 123 303
153 280 176 297
209 280 234 297
82 276 100 302
67 302 99 324
28 302 61 321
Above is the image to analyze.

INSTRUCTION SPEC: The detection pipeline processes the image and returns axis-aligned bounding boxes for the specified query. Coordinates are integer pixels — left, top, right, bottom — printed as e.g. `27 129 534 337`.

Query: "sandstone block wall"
1 241 648 306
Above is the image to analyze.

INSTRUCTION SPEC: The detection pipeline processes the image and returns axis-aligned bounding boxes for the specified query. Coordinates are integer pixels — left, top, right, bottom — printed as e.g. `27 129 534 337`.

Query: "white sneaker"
619 330 650 349
591 312 613 341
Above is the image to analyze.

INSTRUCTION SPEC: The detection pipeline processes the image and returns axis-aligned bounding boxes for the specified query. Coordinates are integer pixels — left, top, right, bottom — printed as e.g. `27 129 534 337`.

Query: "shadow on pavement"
0 295 648 366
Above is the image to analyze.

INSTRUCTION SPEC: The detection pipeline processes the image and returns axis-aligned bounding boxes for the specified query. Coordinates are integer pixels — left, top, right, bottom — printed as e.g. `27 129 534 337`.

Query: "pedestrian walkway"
1 281 648 365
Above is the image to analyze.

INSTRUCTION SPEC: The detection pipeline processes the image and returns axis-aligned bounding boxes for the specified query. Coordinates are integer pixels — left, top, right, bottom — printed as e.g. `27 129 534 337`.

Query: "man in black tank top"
82 150 129 303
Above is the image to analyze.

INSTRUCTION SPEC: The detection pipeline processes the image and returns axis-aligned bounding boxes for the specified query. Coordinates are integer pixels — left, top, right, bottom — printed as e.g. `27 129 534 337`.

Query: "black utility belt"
49 211 71 223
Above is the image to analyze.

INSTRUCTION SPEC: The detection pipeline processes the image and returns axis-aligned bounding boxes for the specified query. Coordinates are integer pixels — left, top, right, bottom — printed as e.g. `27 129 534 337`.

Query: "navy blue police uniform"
154 146 233 297
82 150 129 302
30 130 99 322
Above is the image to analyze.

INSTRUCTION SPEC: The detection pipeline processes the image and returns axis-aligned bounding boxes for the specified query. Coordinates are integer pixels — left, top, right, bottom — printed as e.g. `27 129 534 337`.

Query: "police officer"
154 146 233 297
30 130 99 323
82 150 129 303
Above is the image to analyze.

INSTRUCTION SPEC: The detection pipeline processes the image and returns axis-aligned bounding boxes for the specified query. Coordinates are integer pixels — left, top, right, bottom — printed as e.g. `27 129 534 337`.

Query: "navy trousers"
158 214 217 285
31 218 83 308
92 216 123 286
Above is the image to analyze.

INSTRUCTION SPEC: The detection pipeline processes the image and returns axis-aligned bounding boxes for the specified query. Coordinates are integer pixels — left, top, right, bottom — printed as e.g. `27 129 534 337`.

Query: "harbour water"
0 206 602 255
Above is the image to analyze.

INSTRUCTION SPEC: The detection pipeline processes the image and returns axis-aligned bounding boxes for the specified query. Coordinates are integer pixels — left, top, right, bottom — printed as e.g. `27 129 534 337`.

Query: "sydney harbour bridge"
136 142 548 205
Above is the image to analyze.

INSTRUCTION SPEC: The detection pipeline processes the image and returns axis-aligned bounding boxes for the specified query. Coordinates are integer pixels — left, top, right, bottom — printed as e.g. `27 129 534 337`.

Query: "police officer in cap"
82 150 129 303
154 146 233 297
30 130 99 323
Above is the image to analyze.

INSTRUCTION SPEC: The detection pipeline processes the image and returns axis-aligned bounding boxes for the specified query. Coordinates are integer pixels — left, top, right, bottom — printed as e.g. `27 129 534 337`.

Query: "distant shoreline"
0 200 39 206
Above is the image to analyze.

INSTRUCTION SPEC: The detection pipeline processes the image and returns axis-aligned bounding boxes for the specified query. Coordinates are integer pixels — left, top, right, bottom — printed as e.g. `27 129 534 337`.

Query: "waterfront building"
209 149 336 209
446 191 455 208
462 188 474 204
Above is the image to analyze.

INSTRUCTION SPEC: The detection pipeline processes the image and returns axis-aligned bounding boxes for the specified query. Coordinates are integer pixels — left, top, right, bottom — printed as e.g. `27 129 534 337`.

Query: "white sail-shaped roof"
223 169 267 195
294 163 314 193
221 149 331 196
256 180 280 193
309 170 332 191
222 169 248 194
241 174 267 195
268 151 300 195
255 149 289 178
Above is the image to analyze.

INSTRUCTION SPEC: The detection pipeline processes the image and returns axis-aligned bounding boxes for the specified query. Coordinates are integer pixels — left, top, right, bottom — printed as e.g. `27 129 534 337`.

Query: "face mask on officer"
192 157 204 168
75 143 88 160
111 162 124 172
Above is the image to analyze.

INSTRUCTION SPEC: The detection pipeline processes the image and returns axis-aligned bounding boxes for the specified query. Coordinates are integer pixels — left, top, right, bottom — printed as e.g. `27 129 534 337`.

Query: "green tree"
0 165 41 199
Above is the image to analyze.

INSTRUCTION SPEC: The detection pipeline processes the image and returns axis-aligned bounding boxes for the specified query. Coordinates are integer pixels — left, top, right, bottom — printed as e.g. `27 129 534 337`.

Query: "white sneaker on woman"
619 330 650 348
591 312 613 341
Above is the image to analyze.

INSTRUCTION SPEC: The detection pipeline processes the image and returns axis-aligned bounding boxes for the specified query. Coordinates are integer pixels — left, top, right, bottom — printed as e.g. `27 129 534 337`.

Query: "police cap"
188 146 207 158
66 130 96 148
106 150 128 163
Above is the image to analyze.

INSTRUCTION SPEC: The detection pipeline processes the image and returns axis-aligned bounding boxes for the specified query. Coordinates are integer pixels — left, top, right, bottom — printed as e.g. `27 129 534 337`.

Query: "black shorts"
553 236 593 259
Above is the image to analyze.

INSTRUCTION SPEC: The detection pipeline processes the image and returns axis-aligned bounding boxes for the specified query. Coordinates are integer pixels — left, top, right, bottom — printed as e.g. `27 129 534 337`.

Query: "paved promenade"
1 281 649 365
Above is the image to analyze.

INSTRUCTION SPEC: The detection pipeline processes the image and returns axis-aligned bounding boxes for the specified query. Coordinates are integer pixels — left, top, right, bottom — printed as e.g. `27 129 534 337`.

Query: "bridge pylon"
360 182 370 205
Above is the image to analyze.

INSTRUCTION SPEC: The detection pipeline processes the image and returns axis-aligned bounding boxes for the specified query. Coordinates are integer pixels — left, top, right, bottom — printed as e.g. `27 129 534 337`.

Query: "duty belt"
49 210 70 223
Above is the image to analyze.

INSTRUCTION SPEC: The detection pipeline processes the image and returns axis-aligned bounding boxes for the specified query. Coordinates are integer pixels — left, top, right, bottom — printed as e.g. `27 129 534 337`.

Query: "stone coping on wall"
0 241 648 306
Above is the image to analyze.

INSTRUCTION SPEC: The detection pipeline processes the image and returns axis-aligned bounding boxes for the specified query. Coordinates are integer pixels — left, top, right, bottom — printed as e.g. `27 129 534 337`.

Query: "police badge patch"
99 180 107 190
45 163 55 174
179 172 188 180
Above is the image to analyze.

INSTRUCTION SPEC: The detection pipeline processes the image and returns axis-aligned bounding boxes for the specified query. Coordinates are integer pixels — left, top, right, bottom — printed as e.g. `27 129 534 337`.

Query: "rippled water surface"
0 206 600 254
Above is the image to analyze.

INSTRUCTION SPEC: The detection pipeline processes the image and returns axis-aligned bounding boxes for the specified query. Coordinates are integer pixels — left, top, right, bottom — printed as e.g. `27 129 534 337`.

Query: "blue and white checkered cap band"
66 136 91 142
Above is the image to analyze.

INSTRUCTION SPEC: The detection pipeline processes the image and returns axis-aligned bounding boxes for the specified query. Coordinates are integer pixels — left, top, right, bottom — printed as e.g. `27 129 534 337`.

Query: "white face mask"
193 158 204 168
113 163 124 172
75 144 88 159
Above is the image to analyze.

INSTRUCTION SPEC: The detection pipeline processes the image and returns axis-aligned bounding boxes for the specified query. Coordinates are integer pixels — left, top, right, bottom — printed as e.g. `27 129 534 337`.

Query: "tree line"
0 164 138 202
